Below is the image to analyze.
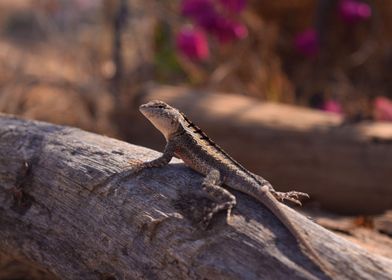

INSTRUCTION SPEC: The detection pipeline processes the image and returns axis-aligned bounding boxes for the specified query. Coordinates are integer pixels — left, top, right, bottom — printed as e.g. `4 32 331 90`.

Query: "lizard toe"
273 191 309 206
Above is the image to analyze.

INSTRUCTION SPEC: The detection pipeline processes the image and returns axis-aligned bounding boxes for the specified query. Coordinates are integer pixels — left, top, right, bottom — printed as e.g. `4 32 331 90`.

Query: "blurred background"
0 0 391 277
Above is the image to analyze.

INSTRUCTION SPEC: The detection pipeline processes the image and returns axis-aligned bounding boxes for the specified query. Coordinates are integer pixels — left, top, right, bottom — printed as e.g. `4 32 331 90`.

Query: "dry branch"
0 114 391 279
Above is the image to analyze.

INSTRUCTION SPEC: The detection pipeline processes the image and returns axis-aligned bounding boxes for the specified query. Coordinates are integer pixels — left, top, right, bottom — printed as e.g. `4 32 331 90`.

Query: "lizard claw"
198 207 214 230
272 190 309 206
286 191 309 199
198 203 234 230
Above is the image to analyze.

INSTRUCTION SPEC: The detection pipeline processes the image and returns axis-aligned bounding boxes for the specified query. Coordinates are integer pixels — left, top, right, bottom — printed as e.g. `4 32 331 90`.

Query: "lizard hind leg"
253 174 309 206
200 169 237 229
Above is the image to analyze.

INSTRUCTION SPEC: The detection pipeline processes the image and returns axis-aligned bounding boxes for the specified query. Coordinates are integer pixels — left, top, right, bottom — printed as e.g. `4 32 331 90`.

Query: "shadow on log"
0 114 391 279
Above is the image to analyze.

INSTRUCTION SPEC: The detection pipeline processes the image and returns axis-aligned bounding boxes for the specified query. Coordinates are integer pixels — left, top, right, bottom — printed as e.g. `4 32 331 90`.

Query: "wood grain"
0 114 391 279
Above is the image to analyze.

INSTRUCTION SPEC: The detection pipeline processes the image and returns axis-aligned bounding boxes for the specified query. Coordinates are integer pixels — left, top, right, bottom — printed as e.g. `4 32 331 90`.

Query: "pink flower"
213 18 248 43
181 0 220 33
197 14 248 43
176 26 209 60
193 8 221 32
294 28 320 57
218 0 246 13
322 100 343 115
180 0 247 42
338 0 371 24
181 0 214 18
374 97 392 121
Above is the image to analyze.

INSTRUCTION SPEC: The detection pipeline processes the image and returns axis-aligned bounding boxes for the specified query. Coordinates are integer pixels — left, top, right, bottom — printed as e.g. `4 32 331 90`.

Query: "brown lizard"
135 100 334 278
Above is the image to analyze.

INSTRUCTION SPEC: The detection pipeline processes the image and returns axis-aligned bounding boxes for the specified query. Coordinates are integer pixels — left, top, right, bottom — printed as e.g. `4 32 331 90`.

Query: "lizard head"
139 100 182 139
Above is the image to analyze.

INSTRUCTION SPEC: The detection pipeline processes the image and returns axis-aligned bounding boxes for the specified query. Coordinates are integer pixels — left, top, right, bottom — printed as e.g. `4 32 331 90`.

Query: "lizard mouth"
139 103 147 110
139 104 149 116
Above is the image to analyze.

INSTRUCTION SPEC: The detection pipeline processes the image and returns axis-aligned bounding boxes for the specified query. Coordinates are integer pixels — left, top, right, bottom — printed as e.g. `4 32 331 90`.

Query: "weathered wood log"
126 85 392 214
0 115 391 280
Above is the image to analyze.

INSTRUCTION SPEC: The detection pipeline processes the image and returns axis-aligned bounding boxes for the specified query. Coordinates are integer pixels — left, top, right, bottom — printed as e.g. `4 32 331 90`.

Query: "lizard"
135 100 334 278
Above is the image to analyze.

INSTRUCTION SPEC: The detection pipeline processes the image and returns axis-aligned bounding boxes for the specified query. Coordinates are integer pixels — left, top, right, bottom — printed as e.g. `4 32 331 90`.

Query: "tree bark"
0 114 391 280
127 85 392 214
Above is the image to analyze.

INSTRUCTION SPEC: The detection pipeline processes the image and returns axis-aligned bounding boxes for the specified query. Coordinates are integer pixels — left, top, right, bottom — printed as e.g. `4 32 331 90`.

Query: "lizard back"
174 112 271 192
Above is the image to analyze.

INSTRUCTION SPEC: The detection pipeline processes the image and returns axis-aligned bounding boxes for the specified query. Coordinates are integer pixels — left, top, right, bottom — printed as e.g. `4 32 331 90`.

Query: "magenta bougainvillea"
294 28 320 58
177 0 247 60
322 100 343 115
218 0 246 13
176 26 210 60
374 97 392 122
294 0 372 58
338 0 372 24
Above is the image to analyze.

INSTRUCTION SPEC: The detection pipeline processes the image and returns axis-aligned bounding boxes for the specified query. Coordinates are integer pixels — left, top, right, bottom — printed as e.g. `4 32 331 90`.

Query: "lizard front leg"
133 141 176 173
95 142 177 196
200 169 237 229
106 141 176 188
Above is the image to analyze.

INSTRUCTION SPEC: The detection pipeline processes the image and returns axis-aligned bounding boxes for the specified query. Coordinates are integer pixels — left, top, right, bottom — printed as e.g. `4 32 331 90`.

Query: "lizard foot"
124 160 158 178
199 169 237 229
93 161 147 196
199 201 235 230
272 190 309 206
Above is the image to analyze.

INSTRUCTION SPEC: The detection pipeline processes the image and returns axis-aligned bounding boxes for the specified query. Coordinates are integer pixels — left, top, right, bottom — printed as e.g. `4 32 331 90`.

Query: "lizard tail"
256 190 336 279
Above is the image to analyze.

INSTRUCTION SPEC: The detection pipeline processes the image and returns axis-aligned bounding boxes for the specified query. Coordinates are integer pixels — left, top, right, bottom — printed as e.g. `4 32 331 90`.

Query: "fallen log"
0 115 391 279
126 85 392 214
